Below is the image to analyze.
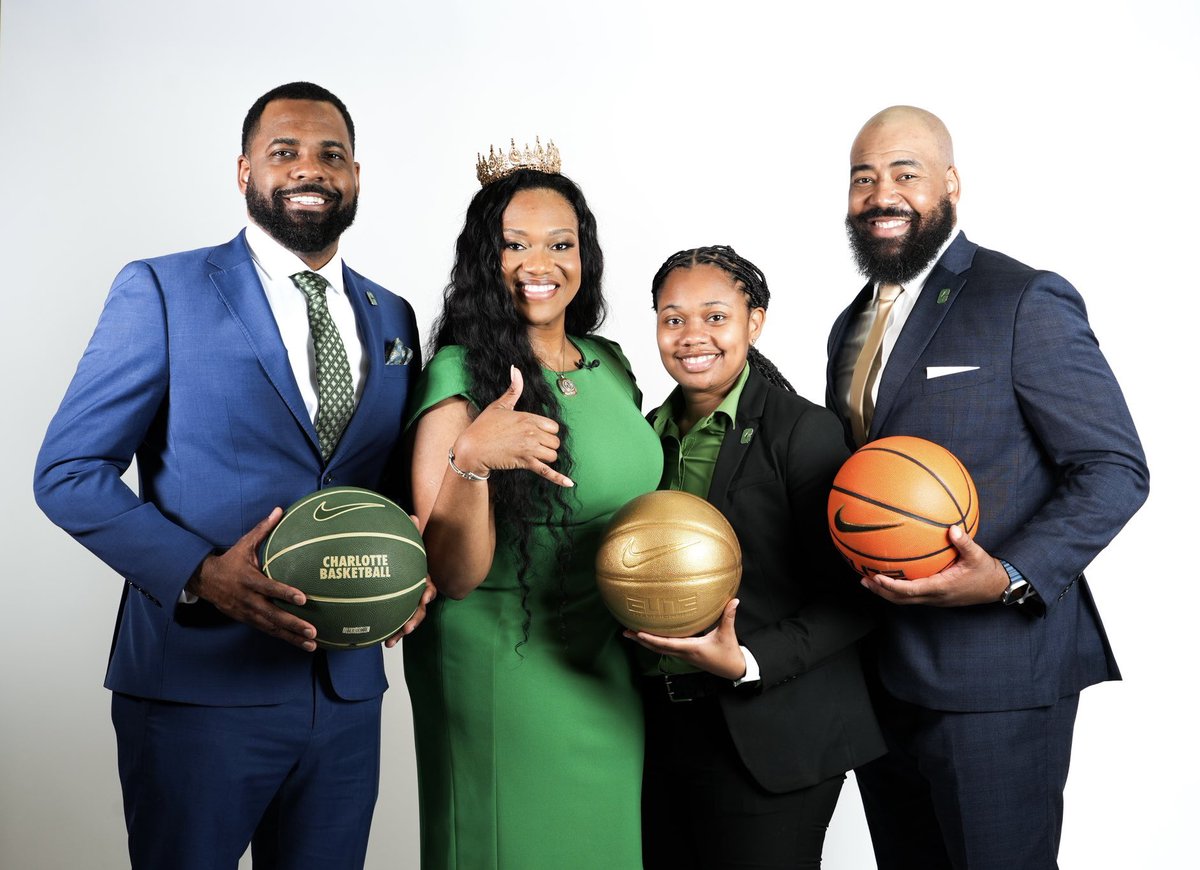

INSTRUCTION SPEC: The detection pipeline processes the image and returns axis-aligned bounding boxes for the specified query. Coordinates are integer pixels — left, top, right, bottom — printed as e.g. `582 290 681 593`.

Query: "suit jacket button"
323 473 334 485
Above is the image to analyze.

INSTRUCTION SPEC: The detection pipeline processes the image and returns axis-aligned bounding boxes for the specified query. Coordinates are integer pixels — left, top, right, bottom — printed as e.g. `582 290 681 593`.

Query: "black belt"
643 671 726 703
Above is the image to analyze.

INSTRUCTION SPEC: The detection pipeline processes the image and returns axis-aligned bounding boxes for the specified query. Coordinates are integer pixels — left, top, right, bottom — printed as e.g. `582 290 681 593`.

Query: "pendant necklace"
550 341 578 397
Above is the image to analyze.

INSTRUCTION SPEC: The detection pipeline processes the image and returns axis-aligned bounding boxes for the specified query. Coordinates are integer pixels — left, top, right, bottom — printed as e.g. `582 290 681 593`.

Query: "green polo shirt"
651 364 751 497
645 365 750 676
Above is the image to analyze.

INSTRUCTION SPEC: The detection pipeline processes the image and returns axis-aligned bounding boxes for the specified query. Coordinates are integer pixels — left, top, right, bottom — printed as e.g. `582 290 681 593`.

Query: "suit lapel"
208 233 319 451
826 282 873 436
871 232 976 438
827 285 871 381
331 267 381 456
707 370 768 514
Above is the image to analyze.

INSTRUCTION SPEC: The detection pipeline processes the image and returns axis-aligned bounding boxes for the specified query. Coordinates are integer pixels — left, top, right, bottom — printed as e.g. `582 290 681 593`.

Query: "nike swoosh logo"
620 539 699 569
832 506 903 534
312 502 385 522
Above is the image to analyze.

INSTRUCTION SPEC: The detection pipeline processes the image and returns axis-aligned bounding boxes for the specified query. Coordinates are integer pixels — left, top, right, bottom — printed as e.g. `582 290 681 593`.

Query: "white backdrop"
1 1 1193 867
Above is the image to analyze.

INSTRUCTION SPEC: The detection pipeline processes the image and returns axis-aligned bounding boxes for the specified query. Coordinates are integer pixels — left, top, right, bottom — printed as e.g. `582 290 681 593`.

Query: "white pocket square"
926 365 980 379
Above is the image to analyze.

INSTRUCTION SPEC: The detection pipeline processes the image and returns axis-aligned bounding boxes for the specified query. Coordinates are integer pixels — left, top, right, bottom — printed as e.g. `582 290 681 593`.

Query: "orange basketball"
827 436 980 580
596 491 742 637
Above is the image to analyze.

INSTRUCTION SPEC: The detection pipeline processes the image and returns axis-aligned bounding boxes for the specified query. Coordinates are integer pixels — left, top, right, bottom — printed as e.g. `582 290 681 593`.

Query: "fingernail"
510 365 518 380
563 477 575 487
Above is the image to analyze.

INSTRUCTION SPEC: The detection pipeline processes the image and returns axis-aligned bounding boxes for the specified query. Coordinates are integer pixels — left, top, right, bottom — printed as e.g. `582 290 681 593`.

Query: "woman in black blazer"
629 246 885 869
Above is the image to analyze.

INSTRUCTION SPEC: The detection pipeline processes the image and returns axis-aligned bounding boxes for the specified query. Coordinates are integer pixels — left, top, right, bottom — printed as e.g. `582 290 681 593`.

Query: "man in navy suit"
34 82 425 869
826 106 1148 869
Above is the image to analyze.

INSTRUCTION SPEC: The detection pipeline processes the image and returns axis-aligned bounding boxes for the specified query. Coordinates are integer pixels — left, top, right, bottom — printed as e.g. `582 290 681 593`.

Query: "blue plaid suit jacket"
826 232 1148 712
35 232 420 706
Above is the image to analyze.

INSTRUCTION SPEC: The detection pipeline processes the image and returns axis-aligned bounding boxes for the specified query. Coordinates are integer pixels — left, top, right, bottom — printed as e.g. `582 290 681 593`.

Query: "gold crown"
475 137 561 186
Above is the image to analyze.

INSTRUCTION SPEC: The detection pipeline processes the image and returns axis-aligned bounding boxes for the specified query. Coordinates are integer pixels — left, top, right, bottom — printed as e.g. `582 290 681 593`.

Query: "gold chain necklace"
541 341 578 397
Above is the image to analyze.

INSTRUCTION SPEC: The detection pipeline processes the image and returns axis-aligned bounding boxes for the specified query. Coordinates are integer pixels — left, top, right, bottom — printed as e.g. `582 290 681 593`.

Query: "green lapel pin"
740 428 754 444
936 288 951 304
366 291 378 306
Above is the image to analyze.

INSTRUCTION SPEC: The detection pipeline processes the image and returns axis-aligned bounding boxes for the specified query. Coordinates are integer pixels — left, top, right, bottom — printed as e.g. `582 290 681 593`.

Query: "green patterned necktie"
291 270 354 461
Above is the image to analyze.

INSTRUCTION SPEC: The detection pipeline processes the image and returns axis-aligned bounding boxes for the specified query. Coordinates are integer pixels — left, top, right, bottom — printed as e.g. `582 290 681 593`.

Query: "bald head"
848 104 960 212
853 106 954 169
845 106 960 284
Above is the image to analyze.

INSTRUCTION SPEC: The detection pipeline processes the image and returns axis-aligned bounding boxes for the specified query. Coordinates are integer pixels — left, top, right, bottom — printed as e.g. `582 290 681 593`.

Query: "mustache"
854 206 916 223
274 184 342 204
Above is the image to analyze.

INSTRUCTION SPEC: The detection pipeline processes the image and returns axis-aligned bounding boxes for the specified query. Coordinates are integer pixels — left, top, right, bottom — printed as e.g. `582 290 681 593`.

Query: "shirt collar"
651 363 751 439
872 224 959 302
244 221 346 295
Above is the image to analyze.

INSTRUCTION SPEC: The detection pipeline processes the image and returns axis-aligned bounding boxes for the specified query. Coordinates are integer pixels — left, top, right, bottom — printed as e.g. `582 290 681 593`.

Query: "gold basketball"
596 490 742 637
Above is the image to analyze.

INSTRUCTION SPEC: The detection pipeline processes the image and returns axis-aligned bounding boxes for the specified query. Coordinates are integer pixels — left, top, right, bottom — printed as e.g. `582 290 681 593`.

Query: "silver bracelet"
448 448 490 481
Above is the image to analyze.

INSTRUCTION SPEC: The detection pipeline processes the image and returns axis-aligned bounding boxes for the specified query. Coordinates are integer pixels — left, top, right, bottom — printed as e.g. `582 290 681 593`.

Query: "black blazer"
649 369 885 793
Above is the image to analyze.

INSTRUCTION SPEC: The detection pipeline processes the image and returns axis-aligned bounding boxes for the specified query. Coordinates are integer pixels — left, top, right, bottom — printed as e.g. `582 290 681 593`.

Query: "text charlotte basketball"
319 554 393 580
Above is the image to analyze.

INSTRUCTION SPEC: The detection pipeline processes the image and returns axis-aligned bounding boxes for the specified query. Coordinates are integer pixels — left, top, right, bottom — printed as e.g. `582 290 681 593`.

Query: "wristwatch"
999 560 1041 607
1001 578 1036 606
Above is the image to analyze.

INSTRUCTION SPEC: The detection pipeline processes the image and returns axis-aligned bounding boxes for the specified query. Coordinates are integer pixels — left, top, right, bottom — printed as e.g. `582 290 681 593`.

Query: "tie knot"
878 282 903 304
291 270 330 300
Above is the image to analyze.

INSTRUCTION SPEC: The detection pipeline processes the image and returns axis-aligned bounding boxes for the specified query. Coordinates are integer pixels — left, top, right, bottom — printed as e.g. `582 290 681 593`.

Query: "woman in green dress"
403 145 662 869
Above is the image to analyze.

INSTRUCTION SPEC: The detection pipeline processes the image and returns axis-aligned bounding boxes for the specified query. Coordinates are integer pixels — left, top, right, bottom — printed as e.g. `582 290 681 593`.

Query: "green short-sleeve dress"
403 336 663 870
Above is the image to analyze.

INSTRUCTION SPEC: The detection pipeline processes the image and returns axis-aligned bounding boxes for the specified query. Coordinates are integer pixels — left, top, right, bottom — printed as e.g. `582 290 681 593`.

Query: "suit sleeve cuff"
176 549 216 605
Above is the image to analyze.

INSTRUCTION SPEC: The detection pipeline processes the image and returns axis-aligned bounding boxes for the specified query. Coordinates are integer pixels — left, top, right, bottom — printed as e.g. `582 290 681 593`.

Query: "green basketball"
259 487 427 649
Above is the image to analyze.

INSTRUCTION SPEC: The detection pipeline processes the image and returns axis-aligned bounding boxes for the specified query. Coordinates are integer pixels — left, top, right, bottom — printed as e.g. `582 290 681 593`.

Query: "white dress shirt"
244 221 366 421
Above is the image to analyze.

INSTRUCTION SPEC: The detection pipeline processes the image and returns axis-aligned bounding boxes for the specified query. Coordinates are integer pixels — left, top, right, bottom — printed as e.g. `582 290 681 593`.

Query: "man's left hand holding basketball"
861 525 1011 607
384 512 437 647
384 580 437 648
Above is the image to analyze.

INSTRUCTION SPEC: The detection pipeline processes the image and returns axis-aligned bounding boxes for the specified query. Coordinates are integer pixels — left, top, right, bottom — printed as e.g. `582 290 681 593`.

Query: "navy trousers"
111 658 382 870
856 689 1080 870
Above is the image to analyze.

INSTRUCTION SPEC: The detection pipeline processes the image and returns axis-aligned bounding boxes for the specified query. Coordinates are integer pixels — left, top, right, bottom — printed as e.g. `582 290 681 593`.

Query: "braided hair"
650 245 796 393
430 169 606 649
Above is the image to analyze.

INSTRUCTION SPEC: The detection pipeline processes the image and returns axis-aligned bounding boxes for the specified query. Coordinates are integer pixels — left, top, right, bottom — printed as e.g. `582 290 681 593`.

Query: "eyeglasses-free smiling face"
501 188 582 331
656 263 764 406
238 98 360 267
845 107 959 283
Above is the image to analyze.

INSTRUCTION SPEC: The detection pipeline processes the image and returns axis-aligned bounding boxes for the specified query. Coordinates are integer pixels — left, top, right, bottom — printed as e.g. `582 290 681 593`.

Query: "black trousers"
641 678 845 870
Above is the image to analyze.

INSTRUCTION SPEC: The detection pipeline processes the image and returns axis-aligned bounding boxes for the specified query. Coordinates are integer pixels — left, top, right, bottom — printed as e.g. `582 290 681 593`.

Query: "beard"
845 195 955 285
245 178 357 254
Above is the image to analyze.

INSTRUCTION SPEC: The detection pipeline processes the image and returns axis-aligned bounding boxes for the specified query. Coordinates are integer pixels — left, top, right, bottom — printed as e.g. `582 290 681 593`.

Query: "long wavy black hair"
650 244 796 393
430 169 607 645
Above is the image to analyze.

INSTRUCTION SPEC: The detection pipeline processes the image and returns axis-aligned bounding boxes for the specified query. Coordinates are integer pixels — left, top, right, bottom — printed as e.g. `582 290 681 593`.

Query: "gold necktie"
848 283 903 446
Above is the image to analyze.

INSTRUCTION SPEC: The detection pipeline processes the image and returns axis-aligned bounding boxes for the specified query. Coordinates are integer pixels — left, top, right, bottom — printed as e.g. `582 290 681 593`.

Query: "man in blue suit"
34 82 425 869
826 106 1148 869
